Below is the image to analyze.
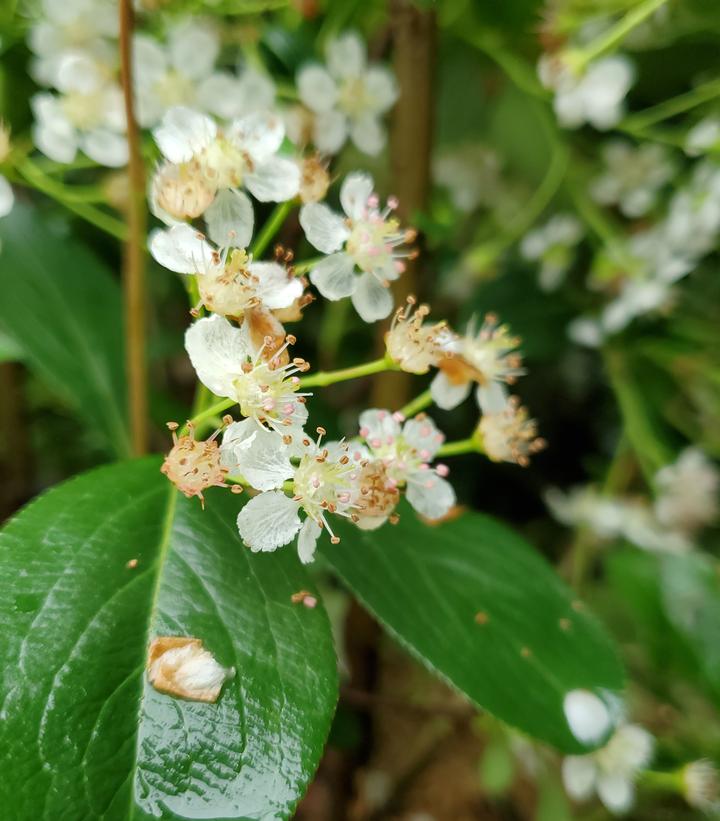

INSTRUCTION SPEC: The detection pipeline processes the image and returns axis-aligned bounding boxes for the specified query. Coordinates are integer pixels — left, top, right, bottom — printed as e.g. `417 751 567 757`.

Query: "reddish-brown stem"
119 0 148 455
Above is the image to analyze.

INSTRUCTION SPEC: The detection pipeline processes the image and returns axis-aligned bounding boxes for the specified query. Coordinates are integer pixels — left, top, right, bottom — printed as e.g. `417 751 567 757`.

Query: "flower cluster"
546 447 720 554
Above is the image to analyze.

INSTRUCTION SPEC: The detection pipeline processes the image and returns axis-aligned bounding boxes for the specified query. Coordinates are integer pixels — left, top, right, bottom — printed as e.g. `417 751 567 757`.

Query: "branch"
119 0 149 455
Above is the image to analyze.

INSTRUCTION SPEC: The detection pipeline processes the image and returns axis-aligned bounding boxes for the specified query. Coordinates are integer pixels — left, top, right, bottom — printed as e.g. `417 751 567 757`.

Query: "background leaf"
323 504 624 752
0 457 338 820
0 203 130 457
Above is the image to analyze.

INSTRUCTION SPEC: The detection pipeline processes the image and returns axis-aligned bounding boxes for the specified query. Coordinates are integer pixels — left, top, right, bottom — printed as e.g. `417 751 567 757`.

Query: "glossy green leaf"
0 203 130 456
323 505 623 752
0 458 338 820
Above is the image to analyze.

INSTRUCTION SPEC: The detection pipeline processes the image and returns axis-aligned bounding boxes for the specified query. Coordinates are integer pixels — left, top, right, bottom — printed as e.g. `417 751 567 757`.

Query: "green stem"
460 29 546 99
603 348 672 484
638 769 684 793
250 199 295 258
298 356 398 389
622 77 720 130
467 140 568 270
181 397 236 436
399 389 433 418
437 437 480 457
15 159 128 240
14 158 104 202
293 256 323 276
568 0 670 72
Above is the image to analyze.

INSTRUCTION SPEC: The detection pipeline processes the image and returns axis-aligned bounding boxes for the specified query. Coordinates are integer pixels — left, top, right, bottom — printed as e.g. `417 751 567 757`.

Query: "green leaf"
0 458 338 820
0 203 130 457
323 505 623 752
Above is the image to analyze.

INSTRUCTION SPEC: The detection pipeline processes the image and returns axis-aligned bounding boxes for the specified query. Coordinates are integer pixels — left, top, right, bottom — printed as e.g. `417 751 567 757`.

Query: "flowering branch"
298 356 399 389
567 0 670 72
119 0 148 455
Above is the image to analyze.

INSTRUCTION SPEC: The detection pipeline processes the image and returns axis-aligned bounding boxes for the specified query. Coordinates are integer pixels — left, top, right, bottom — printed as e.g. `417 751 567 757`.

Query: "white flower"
384 298 450 374
151 106 299 226
563 689 615 745
299 173 415 322
31 54 128 168
568 315 605 348
590 141 675 218
27 0 118 89
539 54 634 131
134 20 276 128
600 228 695 334
354 409 455 526
232 429 361 562
664 160 720 258
150 224 303 318
479 396 544 467
295 31 398 156
686 117 720 157
562 724 654 814
184 314 309 435
0 175 14 219
682 760 720 813
432 144 501 213
545 485 692 553
430 314 524 414
520 214 583 291
654 448 719 534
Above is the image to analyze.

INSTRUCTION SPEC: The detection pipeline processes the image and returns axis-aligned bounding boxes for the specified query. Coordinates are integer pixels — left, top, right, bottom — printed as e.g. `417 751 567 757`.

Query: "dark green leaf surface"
324 505 623 752
0 458 338 820
0 203 129 456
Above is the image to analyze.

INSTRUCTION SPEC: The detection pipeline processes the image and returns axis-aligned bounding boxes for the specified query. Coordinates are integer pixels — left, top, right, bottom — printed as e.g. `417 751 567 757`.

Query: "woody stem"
119 0 149 455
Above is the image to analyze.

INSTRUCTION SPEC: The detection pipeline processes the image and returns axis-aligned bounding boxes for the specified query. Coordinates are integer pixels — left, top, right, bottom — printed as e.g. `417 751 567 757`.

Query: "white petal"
563 689 612 745
249 262 304 310
561 756 597 801
430 371 471 410
340 172 374 220
358 409 402 447
150 224 214 274
476 381 508 415
153 106 217 163
184 314 250 398
237 70 276 113
364 67 398 112
309 253 356 300
297 65 338 113
402 416 445 460
299 202 350 253
33 121 78 164
168 20 219 80
297 518 321 564
313 110 348 155
221 419 294 491
406 472 456 520
230 111 284 162
133 34 167 86
596 774 634 814
205 189 254 248
351 271 393 322
245 156 300 202
236 491 302 552
80 129 128 168
0 176 14 218
350 115 386 156
326 31 366 79
56 51 104 94
198 73 245 121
